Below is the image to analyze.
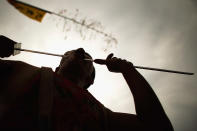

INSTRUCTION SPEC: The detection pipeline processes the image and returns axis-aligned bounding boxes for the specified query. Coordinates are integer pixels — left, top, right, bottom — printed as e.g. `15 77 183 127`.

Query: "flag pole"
14 48 194 75
11 0 116 41
51 12 116 41
10 0 52 13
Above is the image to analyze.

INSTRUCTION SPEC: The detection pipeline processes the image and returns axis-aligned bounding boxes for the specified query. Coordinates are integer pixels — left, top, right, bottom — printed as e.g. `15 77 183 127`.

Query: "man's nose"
75 48 85 58
76 48 85 54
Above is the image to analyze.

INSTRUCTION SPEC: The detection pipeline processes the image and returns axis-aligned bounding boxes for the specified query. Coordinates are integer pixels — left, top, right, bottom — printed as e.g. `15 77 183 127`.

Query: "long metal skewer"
14 48 194 75
133 66 194 75
84 58 194 75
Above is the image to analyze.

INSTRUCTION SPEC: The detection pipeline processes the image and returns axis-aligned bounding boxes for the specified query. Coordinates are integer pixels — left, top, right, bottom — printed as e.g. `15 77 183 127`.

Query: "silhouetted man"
0 35 174 131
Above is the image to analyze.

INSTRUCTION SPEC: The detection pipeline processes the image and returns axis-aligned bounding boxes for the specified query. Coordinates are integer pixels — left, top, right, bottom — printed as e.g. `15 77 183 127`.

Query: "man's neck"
58 72 85 89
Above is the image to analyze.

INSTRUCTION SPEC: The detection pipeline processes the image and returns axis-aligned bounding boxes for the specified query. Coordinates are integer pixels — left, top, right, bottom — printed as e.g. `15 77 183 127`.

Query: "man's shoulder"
0 59 41 73
0 59 41 88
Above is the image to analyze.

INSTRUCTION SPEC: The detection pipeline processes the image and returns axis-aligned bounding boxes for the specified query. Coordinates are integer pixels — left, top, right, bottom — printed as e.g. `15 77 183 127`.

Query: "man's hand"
0 35 16 58
94 53 134 73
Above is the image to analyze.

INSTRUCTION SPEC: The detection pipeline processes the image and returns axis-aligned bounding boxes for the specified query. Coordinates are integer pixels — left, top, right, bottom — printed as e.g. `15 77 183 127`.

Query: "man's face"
57 48 94 81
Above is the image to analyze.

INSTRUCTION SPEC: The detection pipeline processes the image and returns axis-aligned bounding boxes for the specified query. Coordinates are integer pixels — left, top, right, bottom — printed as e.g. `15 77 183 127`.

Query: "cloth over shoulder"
51 71 110 131
0 64 110 131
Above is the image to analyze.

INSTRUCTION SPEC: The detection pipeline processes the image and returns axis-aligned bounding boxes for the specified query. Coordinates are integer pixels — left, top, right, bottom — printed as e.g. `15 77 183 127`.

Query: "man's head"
55 48 95 89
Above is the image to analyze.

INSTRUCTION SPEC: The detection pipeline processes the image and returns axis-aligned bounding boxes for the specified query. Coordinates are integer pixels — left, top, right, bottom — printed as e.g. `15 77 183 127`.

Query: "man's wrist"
121 62 135 74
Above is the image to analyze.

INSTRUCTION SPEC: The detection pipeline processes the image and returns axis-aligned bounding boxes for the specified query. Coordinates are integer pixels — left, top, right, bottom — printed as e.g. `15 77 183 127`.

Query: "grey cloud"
1 0 197 130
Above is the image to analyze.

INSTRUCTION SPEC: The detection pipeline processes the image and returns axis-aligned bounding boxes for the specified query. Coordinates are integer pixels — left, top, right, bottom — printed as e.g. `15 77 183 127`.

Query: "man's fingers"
94 59 107 65
94 53 114 65
106 53 113 60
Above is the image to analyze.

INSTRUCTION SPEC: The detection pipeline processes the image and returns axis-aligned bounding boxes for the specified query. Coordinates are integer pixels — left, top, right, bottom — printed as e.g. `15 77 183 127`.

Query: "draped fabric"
0 67 108 131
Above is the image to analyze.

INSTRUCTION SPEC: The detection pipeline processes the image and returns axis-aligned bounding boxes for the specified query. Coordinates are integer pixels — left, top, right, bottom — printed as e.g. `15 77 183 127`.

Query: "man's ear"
55 67 60 73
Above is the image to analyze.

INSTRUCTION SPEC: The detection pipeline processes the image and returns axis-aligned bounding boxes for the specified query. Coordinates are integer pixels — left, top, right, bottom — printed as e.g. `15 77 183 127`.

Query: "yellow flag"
7 0 47 22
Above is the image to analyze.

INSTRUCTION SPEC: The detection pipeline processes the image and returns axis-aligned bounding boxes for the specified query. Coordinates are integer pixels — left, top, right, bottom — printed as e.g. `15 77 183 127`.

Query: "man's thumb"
94 59 107 65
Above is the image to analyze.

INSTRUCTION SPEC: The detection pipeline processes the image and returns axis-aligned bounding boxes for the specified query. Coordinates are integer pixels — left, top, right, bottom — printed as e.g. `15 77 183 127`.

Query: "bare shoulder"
105 108 146 131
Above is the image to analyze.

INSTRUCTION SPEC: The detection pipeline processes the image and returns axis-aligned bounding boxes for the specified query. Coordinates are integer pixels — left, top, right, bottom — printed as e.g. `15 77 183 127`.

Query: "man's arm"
94 54 174 131
122 68 173 130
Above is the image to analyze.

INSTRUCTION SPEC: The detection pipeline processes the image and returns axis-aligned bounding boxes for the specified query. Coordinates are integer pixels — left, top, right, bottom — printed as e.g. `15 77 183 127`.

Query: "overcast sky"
0 0 197 130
